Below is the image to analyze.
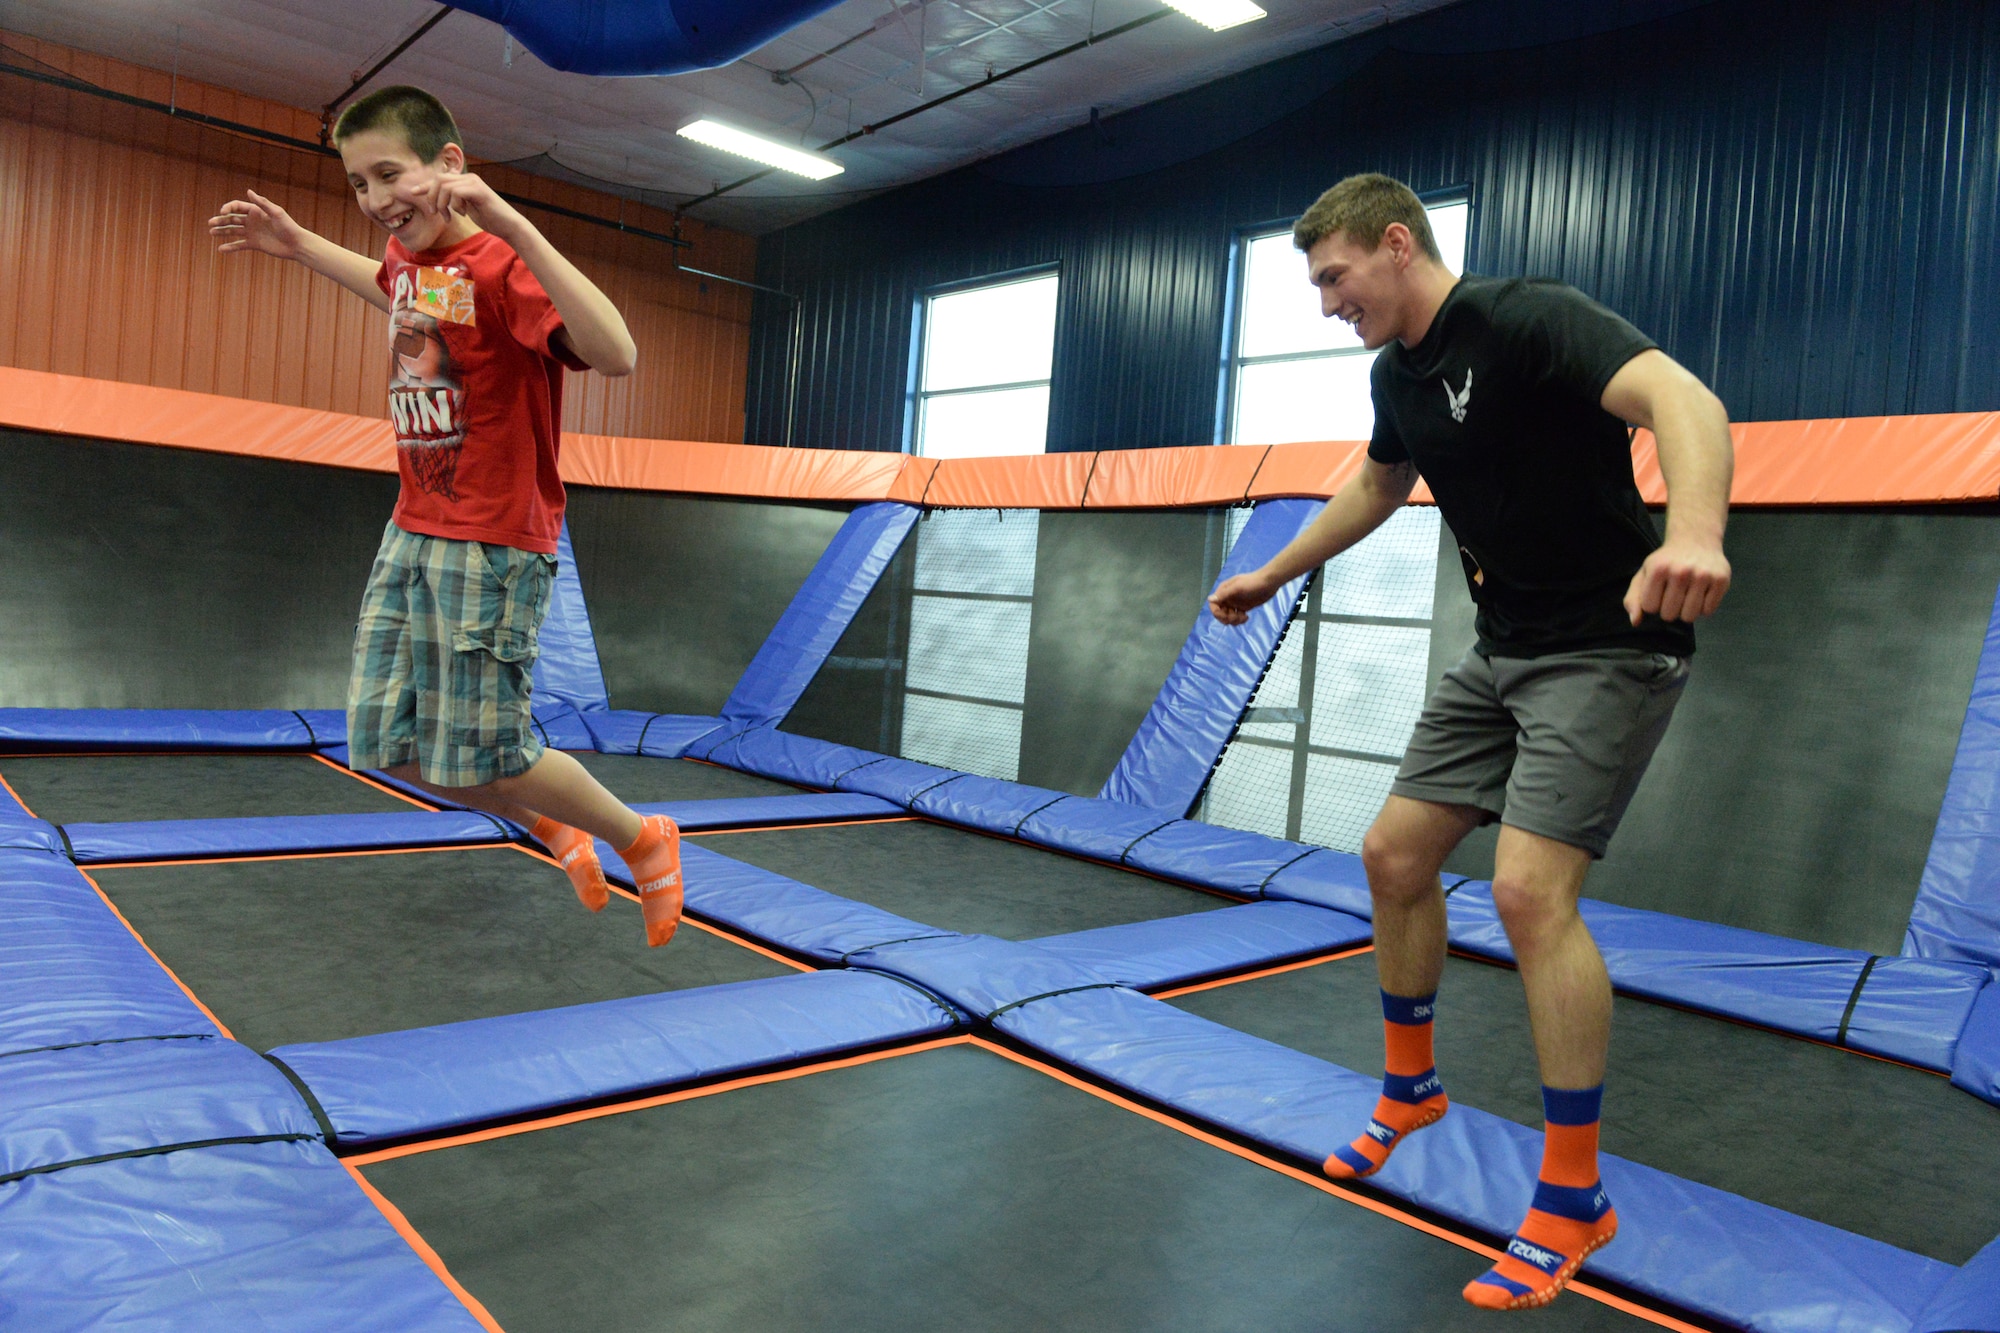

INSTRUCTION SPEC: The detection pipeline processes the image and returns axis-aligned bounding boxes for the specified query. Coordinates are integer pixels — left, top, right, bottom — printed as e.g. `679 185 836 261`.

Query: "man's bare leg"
386 748 641 847
1462 824 1617 1310
1323 795 1483 1179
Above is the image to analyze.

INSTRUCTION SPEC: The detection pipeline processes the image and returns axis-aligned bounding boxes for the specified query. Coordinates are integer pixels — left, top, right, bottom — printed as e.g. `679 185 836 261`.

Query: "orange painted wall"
0 35 756 442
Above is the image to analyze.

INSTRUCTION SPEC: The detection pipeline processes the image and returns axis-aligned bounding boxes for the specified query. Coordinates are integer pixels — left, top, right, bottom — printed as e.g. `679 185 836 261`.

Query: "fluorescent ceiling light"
678 119 844 180
1164 0 1266 31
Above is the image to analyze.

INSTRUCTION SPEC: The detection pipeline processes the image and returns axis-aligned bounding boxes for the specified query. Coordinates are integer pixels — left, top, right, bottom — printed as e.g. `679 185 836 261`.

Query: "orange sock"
1325 991 1448 1179
531 815 608 913
619 814 683 947
1464 1085 1617 1310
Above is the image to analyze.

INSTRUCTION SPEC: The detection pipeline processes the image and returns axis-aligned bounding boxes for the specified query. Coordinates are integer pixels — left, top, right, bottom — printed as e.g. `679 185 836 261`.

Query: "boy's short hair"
1293 173 1442 261
332 85 463 163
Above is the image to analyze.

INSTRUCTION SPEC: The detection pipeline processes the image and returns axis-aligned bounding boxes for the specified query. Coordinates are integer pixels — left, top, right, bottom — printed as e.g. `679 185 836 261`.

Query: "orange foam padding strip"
1635 412 2000 504
921 450 1100 509
7 366 1997 507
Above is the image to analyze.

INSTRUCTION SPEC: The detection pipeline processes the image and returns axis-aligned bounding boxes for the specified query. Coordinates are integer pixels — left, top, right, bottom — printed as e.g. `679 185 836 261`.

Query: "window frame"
905 263 1062 458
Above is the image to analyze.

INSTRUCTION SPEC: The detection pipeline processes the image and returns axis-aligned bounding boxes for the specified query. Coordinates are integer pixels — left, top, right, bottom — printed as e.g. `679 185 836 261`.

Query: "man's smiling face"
1305 224 1416 351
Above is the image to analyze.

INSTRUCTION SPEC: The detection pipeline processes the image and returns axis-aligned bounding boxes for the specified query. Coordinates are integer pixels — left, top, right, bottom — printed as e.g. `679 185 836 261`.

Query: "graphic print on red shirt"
376 231 588 554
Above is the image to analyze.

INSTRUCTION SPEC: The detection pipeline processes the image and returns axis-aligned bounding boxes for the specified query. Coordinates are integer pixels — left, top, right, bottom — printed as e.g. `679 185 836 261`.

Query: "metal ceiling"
0 0 1460 234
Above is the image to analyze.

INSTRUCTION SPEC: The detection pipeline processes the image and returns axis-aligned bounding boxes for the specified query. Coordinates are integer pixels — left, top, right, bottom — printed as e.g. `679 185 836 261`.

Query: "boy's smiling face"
338 128 465 252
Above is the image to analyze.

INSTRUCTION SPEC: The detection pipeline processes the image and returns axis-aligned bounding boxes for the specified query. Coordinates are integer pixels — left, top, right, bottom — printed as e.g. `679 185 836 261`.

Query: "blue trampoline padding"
0 852 220 1056
1952 982 2000 1107
1101 499 1326 813
848 934 1111 1019
531 518 612 716
630 792 904 831
1915 1231 2000 1332
998 986 1952 1333
1121 822 1326 898
0 1037 318 1181
832 754 968 805
703 726 881 789
60 810 513 864
0 708 320 752
1446 884 1989 1072
909 775 1077 835
0 814 63 855
1259 847 1375 918
272 969 961 1144
720 502 921 727
1030 901 1372 992
294 709 348 747
580 709 725 757
1909 581 2000 969
596 842 947 963
529 698 596 750
0 1138 486 1332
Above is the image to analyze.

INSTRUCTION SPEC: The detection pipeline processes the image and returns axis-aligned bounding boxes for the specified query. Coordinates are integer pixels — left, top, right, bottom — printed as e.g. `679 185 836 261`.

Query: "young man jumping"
1209 173 1733 1309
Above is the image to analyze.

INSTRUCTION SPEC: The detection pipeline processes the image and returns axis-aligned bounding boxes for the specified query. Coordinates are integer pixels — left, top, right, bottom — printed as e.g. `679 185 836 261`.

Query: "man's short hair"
332 86 463 163
1292 173 1442 261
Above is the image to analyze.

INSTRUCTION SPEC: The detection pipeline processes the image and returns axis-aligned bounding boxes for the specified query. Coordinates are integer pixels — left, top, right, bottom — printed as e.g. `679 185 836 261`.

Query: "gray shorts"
1389 647 1690 858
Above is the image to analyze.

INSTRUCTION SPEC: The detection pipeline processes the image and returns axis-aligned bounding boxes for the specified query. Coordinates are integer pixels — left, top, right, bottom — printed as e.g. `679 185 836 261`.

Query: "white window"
1227 198 1469 445
912 271 1059 459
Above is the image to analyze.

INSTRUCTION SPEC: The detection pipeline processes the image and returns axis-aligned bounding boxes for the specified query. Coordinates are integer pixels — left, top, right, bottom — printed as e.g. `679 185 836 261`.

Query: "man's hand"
1623 539 1731 625
413 171 528 245
1208 570 1280 626
209 189 307 260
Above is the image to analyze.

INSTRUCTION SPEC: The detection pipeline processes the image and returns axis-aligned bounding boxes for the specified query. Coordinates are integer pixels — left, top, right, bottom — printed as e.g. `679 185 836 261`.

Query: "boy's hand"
209 189 307 260
415 171 528 244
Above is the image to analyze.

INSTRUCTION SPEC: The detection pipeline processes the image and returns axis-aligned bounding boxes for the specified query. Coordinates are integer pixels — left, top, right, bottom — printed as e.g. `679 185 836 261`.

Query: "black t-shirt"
1369 275 1695 658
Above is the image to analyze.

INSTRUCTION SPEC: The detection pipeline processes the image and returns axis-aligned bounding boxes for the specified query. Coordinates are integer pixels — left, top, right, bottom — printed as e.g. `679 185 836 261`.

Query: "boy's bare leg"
1489 826 1605 1089
1323 795 1481 1179
386 749 642 847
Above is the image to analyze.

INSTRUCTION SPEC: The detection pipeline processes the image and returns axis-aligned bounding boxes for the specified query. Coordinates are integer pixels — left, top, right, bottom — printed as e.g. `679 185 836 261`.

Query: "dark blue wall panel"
747 0 2000 451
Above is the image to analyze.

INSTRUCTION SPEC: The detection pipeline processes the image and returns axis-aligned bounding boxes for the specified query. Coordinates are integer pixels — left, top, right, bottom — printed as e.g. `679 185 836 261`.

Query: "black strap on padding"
290 710 320 748
1010 796 1071 838
1077 452 1103 508
0 1032 209 1064
1239 446 1274 502
908 772 969 802
635 713 663 755
0 1134 320 1188
52 823 76 862
985 982 1126 1024
1118 821 1177 865
1442 877 1474 898
1835 955 1882 1048
837 933 957 966
530 714 551 748
1256 847 1322 896
262 1052 339 1145
828 755 892 787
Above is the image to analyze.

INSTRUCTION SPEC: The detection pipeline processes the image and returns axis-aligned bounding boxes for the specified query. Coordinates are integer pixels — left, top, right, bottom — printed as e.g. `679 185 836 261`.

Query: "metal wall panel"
747 0 2000 451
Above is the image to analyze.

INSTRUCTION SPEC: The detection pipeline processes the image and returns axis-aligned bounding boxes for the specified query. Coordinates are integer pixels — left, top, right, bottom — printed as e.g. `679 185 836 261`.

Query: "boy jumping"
209 86 684 946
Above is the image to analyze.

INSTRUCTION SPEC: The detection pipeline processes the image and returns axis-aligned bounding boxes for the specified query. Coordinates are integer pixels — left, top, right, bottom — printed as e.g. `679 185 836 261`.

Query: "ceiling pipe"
319 5 456 145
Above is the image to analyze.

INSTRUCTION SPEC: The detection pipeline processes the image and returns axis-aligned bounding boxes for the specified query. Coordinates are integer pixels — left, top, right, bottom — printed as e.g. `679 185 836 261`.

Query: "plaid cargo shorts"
346 521 555 787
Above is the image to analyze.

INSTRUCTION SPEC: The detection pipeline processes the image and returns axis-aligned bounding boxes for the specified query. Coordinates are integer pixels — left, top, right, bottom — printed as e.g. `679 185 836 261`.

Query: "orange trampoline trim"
0 768 40 820
966 1037 1709 1332
342 1163 508 1333
312 754 440 811
77 868 234 1041
343 1035 972 1166
9 366 1995 508
1151 944 1376 999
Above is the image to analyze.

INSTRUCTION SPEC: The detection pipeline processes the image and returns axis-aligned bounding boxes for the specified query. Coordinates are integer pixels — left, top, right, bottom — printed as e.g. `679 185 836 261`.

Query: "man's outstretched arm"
1602 349 1734 625
1208 457 1419 625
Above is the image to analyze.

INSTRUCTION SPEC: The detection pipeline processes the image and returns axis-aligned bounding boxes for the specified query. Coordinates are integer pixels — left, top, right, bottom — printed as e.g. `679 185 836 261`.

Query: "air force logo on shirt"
1445 367 1473 423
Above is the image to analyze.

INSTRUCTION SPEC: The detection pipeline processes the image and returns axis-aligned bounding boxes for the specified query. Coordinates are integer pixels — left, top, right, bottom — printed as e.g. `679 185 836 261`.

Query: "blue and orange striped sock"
1464 1084 1618 1310
1323 990 1448 1180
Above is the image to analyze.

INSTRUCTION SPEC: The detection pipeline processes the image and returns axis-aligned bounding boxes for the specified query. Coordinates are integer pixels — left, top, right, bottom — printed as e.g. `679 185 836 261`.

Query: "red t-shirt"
374 231 587 553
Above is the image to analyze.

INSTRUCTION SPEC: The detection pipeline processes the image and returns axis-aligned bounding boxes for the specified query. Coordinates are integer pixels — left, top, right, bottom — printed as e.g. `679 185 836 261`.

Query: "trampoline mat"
701 819 1226 939
572 751 809 803
361 1042 1659 1333
89 845 795 1051
1172 952 2000 1264
0 753 415 824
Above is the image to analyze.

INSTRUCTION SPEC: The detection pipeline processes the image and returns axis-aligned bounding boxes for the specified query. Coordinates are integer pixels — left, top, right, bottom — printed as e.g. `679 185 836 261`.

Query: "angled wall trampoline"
4 369 2000 1332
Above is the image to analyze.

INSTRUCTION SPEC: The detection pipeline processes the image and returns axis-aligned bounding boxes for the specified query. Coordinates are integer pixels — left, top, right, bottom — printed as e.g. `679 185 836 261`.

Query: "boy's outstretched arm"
209 189 389 313
415 172 638 377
